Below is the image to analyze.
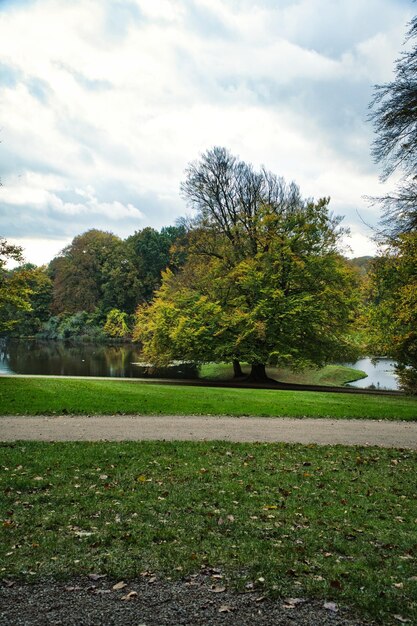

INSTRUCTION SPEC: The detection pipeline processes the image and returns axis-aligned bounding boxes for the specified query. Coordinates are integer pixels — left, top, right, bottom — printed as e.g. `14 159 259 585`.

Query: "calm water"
0 339 198 379
0 339 399 389
344 357 399 391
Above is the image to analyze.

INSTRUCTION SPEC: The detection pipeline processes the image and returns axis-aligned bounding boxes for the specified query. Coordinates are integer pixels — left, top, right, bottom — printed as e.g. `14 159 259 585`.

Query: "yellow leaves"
137 475 147 483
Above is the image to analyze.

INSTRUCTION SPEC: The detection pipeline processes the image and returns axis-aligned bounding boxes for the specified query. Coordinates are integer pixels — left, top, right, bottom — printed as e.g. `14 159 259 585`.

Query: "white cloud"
0 0 413 264
6 236 72 268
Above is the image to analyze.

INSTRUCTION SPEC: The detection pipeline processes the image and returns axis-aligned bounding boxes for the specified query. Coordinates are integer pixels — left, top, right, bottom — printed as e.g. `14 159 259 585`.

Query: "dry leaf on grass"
112 581 127 591
121 591 138 601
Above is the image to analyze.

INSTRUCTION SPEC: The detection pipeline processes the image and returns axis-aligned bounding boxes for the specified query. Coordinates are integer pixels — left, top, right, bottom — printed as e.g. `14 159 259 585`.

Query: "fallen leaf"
210 586 226 593
88 573 106 581
121 591 138 601
112 581 127 590
330 579 343 590
324 601 338 613
148 576 157 584
255 595 266 603
394 616 411 623
218 605 233 613
393 583 404 589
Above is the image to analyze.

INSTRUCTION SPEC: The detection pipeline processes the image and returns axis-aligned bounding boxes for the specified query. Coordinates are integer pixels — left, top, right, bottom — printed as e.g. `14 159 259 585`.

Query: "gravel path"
1 414 417 448
0 574 375 626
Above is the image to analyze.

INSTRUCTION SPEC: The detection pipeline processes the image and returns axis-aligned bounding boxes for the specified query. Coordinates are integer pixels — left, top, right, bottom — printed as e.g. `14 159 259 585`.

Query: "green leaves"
366 233 417 393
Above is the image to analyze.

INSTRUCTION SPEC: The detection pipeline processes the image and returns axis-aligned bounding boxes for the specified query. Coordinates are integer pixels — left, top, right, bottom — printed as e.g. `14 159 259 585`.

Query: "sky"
0 0 414 266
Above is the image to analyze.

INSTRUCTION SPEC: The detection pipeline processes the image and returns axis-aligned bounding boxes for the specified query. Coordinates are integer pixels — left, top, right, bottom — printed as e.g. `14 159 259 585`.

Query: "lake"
0 339 199 379
0 339 399 390
344 357 399 391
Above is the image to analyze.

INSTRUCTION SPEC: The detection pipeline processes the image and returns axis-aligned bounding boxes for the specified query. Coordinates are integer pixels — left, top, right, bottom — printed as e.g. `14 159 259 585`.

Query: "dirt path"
1 415 417 448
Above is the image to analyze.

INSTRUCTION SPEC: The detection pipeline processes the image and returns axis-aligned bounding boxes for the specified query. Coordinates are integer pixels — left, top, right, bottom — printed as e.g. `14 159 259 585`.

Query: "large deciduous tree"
367 233 417 393
369 15 417 236
366 15 417 393
134 148 358 381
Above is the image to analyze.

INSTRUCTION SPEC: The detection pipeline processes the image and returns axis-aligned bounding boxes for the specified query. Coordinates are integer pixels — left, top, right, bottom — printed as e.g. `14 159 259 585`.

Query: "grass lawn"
1 376 416 420
199 363 368 387
0 441 416 623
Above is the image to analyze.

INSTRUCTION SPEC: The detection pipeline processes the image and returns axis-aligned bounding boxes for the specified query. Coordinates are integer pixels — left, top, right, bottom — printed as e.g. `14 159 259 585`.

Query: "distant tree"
348 256 374 276
135 148 359 381
369 15 417 235
8 264 53 335
126 226 186 304
100 245 140 315
103 308 130 339
0 238 33 332
50 230 123 314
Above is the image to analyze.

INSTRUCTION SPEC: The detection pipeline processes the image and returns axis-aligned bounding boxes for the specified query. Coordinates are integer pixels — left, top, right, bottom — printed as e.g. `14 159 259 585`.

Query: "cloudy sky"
0 0 414 265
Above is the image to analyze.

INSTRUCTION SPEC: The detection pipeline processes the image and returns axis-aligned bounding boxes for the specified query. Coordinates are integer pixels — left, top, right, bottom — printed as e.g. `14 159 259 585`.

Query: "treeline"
2 225 186 341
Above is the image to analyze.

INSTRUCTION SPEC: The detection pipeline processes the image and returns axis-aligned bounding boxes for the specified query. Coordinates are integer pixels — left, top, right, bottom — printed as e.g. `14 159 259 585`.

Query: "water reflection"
0 339 399 389
0 338 198 379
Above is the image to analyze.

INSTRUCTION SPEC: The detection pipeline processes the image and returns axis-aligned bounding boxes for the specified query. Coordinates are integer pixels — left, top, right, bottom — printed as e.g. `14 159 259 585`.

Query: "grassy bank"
1 376 416 420
199 363 367 387
0 441 415 623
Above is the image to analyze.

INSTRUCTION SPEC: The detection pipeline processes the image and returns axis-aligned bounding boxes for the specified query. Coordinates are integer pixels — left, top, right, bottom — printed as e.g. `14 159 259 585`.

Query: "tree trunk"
232 359 244 378
248 362 269 382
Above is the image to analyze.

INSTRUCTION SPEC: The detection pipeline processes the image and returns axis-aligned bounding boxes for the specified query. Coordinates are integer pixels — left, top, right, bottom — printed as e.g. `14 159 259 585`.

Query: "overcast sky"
0 0 414 265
